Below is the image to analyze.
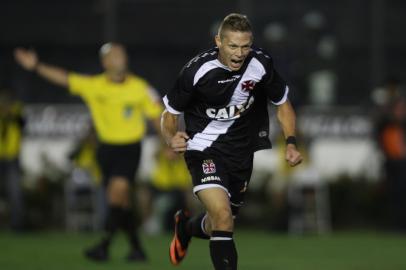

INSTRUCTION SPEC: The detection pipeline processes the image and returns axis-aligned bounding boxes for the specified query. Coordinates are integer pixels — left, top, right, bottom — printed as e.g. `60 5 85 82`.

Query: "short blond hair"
218 13 252 38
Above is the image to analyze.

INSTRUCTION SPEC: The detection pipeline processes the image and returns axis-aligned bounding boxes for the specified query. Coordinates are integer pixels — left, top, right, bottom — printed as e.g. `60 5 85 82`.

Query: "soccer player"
161 13 302 269
14 43 162 262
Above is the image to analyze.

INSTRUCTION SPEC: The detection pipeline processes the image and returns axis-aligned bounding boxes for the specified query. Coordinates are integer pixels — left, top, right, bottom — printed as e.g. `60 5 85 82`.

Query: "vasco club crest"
202 159 216 174
241 80 256 92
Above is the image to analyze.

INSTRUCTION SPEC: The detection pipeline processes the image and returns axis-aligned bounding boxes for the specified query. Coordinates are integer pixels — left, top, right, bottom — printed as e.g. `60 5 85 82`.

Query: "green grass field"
0 230 405 270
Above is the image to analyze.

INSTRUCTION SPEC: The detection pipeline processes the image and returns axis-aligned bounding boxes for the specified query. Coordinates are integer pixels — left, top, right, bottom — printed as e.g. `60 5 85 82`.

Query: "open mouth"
230 59 244 69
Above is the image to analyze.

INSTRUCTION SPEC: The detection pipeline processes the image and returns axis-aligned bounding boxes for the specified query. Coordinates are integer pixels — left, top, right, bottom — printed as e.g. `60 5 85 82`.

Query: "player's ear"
215 35 222 47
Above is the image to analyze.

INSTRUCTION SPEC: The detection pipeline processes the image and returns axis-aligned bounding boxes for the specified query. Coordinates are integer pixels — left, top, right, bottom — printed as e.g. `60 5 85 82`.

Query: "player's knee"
211 208 234 231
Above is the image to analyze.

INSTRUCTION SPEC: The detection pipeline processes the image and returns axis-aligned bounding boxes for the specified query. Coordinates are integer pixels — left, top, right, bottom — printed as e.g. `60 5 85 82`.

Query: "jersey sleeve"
141 84 164 119
163 67 194 114
68 73 94 96
262 62 289 105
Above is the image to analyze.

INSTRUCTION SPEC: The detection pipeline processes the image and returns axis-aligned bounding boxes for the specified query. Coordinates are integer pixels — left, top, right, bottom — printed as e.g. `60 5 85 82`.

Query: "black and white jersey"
163 47 289 161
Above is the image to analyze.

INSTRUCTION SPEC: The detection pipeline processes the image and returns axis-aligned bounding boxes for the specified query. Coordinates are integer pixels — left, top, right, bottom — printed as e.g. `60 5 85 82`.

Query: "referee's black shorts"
96 142 141 186
184 150 254 216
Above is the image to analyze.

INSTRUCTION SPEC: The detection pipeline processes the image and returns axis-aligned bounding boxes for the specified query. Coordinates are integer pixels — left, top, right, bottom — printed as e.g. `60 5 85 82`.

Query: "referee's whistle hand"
170 132 189 153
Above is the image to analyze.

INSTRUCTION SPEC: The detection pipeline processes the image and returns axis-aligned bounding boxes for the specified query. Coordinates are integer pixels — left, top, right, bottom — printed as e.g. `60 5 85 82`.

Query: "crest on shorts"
202 159 216 174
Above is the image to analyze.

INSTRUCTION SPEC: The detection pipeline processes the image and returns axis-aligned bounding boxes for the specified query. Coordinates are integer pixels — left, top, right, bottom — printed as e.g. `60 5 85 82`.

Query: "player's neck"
217 55 228 68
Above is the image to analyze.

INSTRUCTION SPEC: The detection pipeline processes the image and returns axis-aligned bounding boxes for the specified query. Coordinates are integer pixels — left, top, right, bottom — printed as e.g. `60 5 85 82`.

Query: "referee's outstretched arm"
14 48 69 88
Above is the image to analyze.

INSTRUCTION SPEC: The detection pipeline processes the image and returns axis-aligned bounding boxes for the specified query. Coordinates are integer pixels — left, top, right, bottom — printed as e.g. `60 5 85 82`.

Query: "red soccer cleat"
169 210 191 265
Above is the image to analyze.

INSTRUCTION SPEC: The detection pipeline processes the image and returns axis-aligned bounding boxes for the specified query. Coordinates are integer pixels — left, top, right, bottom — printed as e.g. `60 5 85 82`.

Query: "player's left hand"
285 144 303 167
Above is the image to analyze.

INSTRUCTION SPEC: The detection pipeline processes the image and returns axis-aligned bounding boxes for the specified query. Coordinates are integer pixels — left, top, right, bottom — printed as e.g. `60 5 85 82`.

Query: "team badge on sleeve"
202 159 216 174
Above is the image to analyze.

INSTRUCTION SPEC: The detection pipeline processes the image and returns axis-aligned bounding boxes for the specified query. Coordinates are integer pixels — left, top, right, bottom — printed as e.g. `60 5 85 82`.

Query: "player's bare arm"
151 116 163 137
14 48 69 88
277 100 303 167
161 110 189 153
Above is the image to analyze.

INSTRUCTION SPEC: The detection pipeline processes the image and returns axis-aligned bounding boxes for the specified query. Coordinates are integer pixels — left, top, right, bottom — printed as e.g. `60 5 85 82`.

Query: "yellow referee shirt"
68 73 162 144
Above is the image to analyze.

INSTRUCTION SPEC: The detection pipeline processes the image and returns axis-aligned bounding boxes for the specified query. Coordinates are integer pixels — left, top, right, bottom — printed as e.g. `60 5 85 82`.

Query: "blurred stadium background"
1 0 406 269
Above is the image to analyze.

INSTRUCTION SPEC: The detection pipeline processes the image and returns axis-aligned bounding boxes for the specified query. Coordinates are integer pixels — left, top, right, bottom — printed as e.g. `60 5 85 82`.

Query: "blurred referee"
14 43 162 262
